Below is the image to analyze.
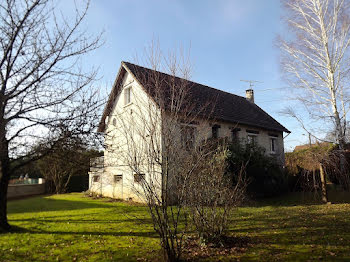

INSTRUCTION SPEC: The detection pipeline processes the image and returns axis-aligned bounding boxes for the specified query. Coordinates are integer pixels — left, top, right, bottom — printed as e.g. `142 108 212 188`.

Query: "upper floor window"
231 128 240 142
246 129 259 145
247 134 257 145
181 125 196 150
124 87 131 105
270 137 277 153
212 124 220 139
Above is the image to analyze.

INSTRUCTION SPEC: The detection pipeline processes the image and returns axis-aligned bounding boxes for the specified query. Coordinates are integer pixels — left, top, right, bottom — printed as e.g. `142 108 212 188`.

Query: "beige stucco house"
89 61 290 201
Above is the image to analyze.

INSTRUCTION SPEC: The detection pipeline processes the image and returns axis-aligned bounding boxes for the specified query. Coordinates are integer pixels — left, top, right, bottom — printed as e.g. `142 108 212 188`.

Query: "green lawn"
1 193 350 261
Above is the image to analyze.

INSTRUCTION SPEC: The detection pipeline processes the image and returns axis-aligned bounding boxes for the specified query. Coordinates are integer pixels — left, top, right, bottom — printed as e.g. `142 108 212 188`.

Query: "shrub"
185 146 247 246
226 141 287 198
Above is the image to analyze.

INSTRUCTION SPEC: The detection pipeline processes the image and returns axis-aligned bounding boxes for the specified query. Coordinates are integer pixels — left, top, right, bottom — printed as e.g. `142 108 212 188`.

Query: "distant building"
293 142 333 152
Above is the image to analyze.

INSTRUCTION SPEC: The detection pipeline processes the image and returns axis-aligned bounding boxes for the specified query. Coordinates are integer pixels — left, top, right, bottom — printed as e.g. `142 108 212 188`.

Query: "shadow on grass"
7 195 148 214
2 221 158 238
8 197 111 214
0 224 27 234
251 191 350 207
9 217 154 225
229 205 350 249
3 226 159 238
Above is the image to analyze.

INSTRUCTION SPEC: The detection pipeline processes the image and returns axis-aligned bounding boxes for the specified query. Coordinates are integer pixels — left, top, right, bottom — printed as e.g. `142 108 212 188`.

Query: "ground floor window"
93 175 100 182
114 174 123 183
212 124 220 139
134 173 145 184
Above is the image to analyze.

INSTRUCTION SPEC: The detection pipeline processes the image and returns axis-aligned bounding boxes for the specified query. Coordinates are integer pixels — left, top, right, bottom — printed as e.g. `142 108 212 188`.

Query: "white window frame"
247 134 257 145
124 86 131 105
114 174 123 184
270 137 277 154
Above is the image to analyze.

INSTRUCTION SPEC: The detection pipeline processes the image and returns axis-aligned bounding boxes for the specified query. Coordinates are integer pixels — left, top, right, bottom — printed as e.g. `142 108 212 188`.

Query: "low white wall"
7 183 46 199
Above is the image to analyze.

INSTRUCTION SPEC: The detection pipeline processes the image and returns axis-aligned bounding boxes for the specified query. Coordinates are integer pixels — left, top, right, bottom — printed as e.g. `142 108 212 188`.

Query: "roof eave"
97 63 126 133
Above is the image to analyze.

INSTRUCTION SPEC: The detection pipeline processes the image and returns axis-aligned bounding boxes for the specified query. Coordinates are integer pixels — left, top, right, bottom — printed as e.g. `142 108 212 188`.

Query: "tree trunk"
319 163 328 204
0 131 11 230
0 176 10 230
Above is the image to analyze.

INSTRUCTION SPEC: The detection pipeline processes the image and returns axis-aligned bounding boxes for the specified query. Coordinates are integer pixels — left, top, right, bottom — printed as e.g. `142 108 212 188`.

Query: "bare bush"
185 143 247 246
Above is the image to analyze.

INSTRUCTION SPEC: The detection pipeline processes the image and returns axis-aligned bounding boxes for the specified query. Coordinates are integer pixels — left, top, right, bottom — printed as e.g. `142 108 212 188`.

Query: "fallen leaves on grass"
182 235 251 261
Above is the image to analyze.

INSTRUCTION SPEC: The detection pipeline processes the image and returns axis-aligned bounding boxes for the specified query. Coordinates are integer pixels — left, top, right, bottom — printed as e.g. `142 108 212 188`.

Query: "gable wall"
90 70 162 201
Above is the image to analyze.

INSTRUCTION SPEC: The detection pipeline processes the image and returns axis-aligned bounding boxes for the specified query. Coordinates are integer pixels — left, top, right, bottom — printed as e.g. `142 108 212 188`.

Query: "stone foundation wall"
7 181 46 199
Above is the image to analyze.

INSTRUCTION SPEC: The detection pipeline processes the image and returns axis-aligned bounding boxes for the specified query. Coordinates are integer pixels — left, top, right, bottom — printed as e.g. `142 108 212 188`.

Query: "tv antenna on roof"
240 80 263 89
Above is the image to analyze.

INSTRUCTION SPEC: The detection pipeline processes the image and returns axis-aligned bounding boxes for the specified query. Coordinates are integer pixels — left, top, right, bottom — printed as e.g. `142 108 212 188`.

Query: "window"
181 125 195 150
93 175 100 182
112 118 116 126
212 124 220 139
270 138 277 153
134 173 145 184
247 134 257 145
114 174 123 183
231 128 240 142
124 87 131 105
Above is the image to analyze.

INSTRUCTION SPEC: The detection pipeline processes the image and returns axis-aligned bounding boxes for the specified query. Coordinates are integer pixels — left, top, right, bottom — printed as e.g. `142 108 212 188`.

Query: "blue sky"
61 0 307 151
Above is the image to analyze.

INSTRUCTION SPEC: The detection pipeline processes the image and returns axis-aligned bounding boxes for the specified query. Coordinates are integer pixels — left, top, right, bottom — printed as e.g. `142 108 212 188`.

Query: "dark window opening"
114 175 122 183
134 174 145 184
231 128 240 142
181 125 195 150
270 138 277 153
212 124 220 139
246 129 259 134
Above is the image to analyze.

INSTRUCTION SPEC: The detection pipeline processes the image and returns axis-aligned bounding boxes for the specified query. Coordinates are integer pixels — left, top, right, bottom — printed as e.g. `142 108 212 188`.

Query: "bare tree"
37 127 100 194
279 0 350 150
0 0 102 230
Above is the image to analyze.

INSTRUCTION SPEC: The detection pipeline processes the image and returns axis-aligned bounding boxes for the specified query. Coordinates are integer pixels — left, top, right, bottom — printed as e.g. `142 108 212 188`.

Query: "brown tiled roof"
293 142 333 152
98 61 290 133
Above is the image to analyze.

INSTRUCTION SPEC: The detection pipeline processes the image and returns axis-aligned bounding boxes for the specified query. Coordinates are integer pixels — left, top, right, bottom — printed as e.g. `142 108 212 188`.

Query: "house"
89 61 290 201
293 142 333 152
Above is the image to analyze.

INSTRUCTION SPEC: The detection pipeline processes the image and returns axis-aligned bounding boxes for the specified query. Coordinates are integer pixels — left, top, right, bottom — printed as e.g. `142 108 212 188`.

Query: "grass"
1 192 350 261
1 194 159 262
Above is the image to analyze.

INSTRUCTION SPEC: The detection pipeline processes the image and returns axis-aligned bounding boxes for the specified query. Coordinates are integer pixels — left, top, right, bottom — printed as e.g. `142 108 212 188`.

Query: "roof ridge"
122 61 247 101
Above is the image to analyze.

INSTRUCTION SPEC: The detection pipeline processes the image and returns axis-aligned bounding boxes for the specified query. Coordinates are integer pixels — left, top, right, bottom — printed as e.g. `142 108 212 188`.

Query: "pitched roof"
98 61 290 133
293 142 333 152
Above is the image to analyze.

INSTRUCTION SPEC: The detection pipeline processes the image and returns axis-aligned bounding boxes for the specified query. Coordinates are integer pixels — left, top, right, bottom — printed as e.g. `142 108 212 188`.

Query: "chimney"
245 89 254 103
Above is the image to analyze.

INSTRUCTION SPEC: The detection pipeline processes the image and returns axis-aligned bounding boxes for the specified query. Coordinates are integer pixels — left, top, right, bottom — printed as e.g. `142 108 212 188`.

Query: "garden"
1 193 350 261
